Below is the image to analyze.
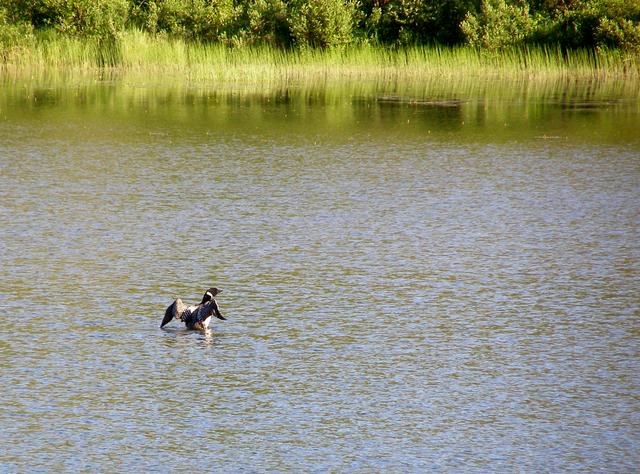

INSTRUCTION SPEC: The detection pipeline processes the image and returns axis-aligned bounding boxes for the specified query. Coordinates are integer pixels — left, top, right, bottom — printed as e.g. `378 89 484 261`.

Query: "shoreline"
2 30 640 85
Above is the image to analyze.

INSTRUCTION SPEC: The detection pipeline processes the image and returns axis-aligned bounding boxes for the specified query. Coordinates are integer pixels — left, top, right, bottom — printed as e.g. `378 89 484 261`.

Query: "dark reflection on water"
2 76 640 145
0 77 639 471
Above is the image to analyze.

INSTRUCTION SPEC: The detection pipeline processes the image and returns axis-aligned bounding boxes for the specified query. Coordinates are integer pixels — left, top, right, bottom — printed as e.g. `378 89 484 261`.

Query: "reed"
2 29 639 85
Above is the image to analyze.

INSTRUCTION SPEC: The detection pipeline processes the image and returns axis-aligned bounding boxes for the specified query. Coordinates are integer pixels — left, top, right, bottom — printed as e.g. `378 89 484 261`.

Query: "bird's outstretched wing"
209 299 226 320
161 298 186 328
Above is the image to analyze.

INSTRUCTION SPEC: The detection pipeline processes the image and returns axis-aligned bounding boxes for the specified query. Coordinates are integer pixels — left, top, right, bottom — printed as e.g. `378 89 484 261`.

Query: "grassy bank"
2 29 640 85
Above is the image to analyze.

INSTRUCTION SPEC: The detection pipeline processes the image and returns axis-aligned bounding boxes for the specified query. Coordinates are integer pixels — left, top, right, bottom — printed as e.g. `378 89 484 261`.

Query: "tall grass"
2 29 639 85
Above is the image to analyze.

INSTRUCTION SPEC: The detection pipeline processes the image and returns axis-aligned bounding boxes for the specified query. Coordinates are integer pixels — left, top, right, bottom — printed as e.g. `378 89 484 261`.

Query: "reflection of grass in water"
2 29 640 85
2 69 639 144
3 67 639 109
1 70 638 145
2 29 639 143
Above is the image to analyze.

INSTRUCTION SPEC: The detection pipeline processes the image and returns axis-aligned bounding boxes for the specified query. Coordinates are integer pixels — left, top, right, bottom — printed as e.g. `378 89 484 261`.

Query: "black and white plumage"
161 287 226 330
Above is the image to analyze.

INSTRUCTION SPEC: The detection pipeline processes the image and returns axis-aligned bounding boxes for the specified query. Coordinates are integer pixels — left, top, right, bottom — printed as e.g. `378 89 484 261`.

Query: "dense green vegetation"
3 30 638 81
2 0 640 51
1 0 639 79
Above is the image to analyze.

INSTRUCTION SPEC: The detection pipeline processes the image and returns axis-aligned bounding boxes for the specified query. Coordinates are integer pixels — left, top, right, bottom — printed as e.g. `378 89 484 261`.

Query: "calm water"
1 77 639 472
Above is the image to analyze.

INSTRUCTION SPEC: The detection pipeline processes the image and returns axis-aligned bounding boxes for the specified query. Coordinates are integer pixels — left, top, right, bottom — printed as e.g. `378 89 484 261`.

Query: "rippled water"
1 78 639 471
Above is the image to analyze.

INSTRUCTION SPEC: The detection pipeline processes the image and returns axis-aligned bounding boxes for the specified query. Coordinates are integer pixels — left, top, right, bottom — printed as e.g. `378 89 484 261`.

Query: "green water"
3 76 640 145
1 76 639 471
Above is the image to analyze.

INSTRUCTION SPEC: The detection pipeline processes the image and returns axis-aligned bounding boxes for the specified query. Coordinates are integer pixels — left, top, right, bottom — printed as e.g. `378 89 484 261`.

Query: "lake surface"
1 76 639 472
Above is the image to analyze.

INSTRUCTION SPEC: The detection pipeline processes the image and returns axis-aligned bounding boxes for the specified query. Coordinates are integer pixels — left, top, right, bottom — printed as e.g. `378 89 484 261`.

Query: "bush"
530 0 640 49
231 0 291 46
543 3 600 48
2 0 640 52
0 7 35 61
289 0 355 49
62 0 128 40
461 0 534 49
2 0 58 29
3 0 128 40
130 0 234 41
362 0 474 46
371 0 427 45
596 17 640 51
594 0 640 50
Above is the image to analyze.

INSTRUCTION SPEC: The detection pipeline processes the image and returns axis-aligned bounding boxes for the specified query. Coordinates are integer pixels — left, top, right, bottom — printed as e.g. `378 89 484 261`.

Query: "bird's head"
201 287 222 304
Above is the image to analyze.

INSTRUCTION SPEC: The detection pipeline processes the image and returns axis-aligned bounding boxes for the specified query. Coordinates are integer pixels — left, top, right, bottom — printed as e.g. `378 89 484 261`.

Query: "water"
1 77 639 472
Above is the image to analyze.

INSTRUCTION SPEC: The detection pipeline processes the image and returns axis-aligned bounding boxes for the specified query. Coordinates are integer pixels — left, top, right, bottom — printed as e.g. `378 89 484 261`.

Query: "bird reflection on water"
160 327 218 348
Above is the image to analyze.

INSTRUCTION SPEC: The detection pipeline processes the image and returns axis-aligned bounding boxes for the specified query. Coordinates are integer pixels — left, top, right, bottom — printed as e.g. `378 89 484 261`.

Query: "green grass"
2 29 640 85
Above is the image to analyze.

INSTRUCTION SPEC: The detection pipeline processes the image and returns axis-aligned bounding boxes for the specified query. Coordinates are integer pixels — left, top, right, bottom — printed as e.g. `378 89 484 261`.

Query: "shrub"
289 0 355 49
66 0 126 38
363 0 475 46
231 0 291 46
543 3 600 48
0 7 35 61
595 17 640 51
2 0 128 40
461 0 534 49
594 0 640 50
530 0 640 49
1 0 59 29
129 0 234 41
373 0 426 45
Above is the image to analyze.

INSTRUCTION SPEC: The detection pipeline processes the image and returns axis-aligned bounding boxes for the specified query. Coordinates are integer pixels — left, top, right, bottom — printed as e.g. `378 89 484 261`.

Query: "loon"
161 287 226 330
